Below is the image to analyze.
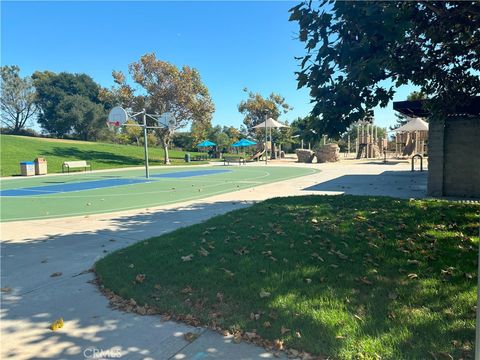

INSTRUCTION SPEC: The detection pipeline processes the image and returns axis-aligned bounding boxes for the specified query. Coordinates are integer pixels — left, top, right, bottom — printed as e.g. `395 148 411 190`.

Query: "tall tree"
32 71 106 138
0 66 37 133
238 88 292 137
110 53 215 164
289 1 480 136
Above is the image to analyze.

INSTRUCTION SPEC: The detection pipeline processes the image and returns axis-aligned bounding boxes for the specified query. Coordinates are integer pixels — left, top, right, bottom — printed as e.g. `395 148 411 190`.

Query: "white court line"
1 170 273 199
2 169 318 222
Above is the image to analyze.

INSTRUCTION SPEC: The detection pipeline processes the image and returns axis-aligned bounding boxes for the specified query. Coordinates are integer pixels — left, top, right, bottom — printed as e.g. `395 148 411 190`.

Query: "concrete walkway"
0 160 427 360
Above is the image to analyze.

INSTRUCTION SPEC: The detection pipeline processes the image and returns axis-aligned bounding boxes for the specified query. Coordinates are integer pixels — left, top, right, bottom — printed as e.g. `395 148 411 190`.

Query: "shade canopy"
394 117 429 132
197 140 216 147
232 139 257 147
252 118 288 129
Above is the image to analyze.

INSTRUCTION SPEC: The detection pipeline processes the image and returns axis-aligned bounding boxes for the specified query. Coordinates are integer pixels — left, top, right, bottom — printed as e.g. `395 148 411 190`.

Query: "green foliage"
107 53 215 163
96 195 479 359
289 1 480 136
171 132 195 150
0 65 37 133
32 71 106 138
238 88 292 136
291 116 319 146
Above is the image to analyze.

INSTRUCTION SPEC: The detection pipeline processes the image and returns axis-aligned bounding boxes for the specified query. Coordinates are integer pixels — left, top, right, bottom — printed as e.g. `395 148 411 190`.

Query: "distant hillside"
0 135 205 177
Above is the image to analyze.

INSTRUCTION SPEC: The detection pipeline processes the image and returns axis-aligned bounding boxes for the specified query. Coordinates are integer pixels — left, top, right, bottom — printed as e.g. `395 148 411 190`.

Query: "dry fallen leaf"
181 286 193 294
233 333 242 343
407 273 418 280
311 252 324 262
216 292 224 302
250 312 261 320
135 274 146 283
220 268 234 277
184 332 199 342
50 318 64 331
280 326 290 335
259 290 271 298
181 254 194 262
274 339 284 350
154 283 161 290
263 321 272 328
1 287 12 293
50 272 62 277
198 247 209 257
429 351 453 360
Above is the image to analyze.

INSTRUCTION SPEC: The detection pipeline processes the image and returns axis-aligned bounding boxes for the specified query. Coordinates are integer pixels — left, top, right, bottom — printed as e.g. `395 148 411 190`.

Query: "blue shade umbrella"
197 140 216 147
232 139 257 147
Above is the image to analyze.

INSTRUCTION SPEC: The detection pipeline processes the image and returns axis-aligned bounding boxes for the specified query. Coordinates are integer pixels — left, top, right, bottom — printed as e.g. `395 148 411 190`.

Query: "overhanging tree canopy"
289 1 480 136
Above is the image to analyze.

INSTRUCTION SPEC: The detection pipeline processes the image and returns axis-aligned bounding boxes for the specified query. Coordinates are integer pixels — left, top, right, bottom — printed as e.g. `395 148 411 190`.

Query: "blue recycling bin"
20 161 35 176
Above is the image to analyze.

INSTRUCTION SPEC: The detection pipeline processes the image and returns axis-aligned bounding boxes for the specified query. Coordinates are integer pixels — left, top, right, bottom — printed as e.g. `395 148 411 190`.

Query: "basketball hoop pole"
108 106 174 179
142 109 150 179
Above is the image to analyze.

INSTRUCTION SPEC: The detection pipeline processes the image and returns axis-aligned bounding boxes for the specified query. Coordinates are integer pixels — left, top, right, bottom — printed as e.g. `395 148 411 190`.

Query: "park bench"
193 155 208 161
223 156 245 166
62 160 92 173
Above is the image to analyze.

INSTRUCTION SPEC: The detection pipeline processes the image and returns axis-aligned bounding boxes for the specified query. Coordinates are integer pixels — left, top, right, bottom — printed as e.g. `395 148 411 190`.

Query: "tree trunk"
163 142 170 164
160 131 171 164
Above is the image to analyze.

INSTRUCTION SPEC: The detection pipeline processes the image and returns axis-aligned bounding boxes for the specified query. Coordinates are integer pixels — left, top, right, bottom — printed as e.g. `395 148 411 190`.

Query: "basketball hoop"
158 112 175 133
107 106 128 127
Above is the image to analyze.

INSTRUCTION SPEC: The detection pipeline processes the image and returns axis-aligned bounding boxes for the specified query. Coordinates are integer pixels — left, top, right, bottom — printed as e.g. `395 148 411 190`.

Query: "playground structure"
355 122 387 159
393 117 429 157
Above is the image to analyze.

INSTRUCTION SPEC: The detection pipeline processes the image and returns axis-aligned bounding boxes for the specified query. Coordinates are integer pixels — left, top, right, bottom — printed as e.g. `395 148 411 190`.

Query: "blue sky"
1 1 415 131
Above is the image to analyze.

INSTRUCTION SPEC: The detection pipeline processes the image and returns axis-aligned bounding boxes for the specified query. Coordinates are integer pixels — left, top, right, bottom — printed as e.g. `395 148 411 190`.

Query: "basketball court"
0 166 317 222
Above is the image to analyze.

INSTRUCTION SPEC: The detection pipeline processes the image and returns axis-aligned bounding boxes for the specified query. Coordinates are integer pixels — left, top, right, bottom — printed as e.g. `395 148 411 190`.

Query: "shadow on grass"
93 195 477 358
2 195 478 359
42 147 159 166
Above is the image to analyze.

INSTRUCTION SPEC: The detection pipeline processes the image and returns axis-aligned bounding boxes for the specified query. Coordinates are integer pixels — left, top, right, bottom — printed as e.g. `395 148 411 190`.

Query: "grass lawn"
0 135 208 176
95 195 479 359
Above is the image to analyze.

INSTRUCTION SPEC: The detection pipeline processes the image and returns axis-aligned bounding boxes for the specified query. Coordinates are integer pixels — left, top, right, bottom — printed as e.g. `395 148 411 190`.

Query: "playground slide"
248 149 266 162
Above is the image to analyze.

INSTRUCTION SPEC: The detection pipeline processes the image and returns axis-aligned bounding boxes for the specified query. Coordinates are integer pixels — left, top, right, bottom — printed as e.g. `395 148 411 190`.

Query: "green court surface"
0 166 317 222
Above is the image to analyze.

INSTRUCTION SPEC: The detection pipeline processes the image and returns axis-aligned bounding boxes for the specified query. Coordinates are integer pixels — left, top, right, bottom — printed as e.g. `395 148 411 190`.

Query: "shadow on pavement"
303 170 428 199
1 200 281 359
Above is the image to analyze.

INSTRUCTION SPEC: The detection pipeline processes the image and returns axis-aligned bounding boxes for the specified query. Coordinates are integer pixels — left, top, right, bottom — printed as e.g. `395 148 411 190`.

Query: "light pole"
264 114 268 165
142 109 150 178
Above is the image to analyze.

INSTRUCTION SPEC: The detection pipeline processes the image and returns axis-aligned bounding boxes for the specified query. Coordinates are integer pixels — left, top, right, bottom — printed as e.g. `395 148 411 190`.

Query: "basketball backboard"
107 106 128 126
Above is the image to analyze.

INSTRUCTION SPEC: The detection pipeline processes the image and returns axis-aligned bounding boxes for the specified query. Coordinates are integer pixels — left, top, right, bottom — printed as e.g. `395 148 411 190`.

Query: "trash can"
184 153 191 163
34 157 48 175
20 161 35 176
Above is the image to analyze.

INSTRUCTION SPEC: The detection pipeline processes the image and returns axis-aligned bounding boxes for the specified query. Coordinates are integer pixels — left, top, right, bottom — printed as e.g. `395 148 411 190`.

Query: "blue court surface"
0 169 232 197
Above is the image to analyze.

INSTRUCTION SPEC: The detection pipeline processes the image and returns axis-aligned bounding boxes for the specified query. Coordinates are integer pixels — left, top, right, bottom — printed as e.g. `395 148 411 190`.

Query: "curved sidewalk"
0 160 427 360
